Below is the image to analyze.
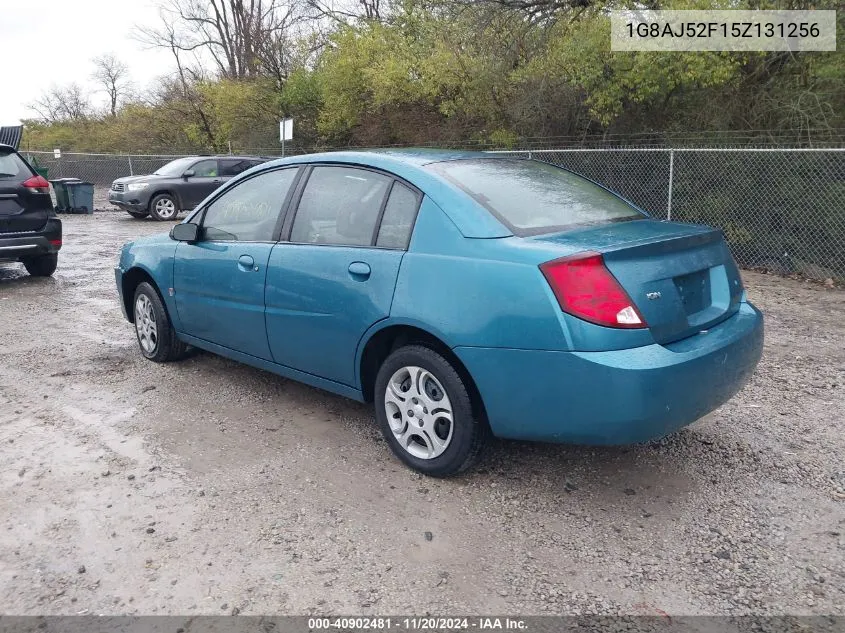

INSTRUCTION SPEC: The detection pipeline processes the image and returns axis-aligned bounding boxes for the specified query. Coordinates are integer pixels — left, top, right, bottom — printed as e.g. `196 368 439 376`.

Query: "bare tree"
91 54 131 117
139 0 307 81
464 0 662 24
29 84 92 123
303 0 384 22
151 17 222 150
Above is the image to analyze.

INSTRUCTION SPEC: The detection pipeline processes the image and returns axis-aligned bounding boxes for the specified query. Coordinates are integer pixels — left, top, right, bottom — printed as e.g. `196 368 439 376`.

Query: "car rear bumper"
0 219 62 261
453 301 764 444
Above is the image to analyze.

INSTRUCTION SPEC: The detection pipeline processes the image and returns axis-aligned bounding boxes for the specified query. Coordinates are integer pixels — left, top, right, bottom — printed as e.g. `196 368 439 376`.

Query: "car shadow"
0 262 57 287
180 347 714 507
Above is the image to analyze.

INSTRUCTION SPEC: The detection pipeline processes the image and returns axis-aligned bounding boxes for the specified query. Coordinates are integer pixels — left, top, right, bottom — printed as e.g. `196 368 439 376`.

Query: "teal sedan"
115 149 763 477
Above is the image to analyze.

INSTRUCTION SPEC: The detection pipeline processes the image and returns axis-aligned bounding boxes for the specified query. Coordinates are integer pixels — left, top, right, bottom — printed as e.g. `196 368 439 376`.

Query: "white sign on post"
53 148 61 159
280 118 293 141
279 118 293 157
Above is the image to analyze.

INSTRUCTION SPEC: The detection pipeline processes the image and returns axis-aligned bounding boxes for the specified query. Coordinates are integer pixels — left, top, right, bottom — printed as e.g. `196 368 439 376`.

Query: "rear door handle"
348 261 371 280
238 254 256 271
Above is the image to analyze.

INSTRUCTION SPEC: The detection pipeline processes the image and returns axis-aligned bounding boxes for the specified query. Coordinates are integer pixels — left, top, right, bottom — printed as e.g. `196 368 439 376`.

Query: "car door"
181 159 223 209
173 167 300 360
265 165 422 386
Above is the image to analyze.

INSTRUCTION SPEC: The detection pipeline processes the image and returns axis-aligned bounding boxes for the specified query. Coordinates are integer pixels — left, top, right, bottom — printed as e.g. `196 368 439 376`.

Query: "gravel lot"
0 212 843 617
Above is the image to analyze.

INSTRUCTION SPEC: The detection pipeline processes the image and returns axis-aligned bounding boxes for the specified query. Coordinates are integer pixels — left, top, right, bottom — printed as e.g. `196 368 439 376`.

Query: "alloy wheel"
134 294 158 354
154 198 177 219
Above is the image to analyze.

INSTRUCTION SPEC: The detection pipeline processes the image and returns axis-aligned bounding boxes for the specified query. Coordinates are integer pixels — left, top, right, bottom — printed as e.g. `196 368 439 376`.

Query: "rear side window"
290 166 391 246
376 182 420 249
0 151 32 180
428 159 643 235
220 159 258 177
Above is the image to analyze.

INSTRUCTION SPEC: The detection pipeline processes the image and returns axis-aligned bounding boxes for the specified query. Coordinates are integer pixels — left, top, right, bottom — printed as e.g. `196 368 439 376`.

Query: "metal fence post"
666 149 674 221
128 155 134 176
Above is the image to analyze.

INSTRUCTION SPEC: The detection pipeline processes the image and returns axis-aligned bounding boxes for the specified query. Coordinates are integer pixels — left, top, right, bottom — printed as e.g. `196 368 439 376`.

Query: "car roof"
273 148 495 167
0 143 18 153
191 155 266 159
255 148 509 174
344 148 494 165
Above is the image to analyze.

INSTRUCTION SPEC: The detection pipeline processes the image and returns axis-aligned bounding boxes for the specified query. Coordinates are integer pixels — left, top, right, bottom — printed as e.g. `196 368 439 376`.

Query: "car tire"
127 210 149 219
374 344 487 477
132 282 188 363
22 253 58 277
149 194 179 221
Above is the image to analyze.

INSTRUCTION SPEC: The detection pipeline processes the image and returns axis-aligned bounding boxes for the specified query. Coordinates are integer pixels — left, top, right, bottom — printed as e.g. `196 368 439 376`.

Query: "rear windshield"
427 158 643 235
0 150 33 180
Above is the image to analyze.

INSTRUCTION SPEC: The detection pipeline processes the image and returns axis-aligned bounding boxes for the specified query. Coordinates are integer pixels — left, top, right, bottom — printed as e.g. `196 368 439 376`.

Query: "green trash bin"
27 155 49 180
66 181 95 214
49 178 81 213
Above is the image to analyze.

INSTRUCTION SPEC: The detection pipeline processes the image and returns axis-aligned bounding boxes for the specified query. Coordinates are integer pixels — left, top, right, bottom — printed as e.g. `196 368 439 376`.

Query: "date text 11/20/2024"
307 617 528 630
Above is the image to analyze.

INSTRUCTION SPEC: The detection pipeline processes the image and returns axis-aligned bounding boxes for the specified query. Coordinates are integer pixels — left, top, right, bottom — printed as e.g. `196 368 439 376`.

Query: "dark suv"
0 144 61 277
109 155 269 221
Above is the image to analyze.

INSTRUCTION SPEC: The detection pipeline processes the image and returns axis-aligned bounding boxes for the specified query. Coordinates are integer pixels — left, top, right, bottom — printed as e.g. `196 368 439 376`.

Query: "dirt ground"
0 212 843 617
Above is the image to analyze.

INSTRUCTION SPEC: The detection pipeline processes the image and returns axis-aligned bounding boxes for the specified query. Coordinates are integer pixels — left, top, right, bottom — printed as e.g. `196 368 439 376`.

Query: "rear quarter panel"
390 198 573 350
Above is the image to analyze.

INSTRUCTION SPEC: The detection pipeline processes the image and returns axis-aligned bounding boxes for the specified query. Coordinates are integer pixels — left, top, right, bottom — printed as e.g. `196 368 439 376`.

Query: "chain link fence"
24 152 189 209
23 147 845 281
493 148 845 282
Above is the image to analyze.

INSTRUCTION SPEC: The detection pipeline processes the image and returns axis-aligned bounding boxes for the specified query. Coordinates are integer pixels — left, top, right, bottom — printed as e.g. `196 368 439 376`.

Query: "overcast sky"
1 0 176 125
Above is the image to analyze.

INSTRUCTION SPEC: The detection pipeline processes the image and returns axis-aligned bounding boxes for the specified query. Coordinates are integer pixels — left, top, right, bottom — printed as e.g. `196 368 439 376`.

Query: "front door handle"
348 261 371 281
238 254 256 271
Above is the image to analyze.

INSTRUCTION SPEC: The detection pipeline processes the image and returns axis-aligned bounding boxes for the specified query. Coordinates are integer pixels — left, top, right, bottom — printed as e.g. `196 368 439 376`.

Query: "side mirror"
182 169 195 179
170 222 199 242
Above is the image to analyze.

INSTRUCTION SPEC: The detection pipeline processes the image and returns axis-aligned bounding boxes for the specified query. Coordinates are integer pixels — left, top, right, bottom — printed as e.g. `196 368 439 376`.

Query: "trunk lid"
536 219 745 344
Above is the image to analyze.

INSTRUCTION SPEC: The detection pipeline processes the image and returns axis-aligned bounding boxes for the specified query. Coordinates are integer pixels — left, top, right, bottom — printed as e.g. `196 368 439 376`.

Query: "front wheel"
22 253 58 277
149 194 179 221
374 345 487 477
133 282 188 362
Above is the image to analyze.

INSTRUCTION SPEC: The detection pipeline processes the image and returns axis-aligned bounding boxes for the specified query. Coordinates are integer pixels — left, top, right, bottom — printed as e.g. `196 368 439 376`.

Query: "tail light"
23 175 50 193
49 239 62 247
540 251 647 329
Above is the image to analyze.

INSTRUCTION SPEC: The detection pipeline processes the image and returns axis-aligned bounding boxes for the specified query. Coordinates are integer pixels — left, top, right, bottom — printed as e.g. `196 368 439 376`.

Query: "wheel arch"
121 266 164 324
356 321 488 423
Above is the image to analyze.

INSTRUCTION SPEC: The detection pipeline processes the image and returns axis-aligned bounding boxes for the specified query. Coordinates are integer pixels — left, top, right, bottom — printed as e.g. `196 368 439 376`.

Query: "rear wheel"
127 210 149 219
149 194 178 221
374 345 487 477
133 282 188 362
22 253 58 277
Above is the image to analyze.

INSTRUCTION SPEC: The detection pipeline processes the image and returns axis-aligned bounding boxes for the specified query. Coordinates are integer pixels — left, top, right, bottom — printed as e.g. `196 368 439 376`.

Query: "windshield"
154 157 200 177
428 158 644 235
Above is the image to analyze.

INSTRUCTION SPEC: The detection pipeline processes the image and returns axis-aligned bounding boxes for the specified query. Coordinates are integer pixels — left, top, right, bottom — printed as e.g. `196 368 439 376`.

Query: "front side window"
427 159 643 235
201 168 297 242
290 166 391 246
191 160 218 178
